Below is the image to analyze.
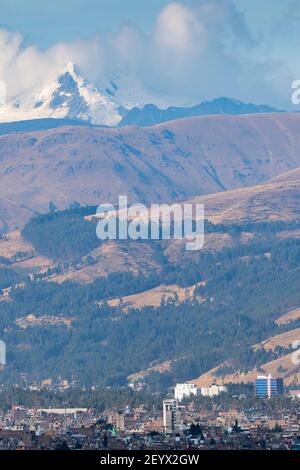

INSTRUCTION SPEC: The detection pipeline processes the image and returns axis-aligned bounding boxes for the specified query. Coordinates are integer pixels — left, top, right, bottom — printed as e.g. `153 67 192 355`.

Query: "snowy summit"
0 63 122 126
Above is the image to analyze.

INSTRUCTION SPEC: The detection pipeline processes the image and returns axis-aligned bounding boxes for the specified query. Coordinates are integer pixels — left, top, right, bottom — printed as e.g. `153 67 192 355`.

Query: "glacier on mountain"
0 63 122 126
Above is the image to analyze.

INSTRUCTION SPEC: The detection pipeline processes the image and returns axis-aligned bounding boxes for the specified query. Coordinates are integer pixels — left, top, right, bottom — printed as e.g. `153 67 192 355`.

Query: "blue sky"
0 0 171 46
0 0 299 108
0 0 288 47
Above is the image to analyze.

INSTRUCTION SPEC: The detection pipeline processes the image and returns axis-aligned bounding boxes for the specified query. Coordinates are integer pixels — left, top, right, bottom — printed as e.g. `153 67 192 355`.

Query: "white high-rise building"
0 340 6 370
174 383 198 402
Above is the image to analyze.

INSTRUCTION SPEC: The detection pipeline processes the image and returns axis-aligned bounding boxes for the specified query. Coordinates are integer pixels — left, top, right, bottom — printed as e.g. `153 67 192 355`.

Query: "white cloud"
154 3 206 54
0 0 295 108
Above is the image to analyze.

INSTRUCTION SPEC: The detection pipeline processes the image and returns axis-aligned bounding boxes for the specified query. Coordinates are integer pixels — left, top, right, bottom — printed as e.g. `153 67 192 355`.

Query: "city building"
108 410 126 432
115 411 125 432
254 375 284 399
163 399 182 434
0 400 299 450
174 383 198 402
200 384 228 397
36 408 88 416
0 340 6 370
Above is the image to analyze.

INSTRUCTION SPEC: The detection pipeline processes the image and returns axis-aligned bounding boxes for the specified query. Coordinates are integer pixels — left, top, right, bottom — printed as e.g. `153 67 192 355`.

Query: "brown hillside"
2 113 300 230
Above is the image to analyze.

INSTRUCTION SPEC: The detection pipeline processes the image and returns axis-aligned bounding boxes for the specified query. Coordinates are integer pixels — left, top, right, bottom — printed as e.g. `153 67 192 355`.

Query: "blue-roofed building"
254 374 284 399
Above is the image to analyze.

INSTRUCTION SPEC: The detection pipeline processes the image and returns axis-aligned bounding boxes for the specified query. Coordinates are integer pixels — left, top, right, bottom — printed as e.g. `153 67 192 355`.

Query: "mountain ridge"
120 97 283 127
0 63 284 127
1 112 300 231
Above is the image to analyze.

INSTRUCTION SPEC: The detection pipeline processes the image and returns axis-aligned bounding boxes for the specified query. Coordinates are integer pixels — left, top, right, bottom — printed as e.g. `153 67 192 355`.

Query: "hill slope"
185 172 300 225
2 113 300 230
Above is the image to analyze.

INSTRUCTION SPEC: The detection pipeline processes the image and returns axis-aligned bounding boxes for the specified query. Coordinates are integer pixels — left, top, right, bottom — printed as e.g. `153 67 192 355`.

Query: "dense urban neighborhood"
0 380 299 450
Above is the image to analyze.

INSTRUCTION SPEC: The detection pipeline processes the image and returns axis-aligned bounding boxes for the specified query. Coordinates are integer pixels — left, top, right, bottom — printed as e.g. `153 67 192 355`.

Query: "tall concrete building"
109 410 125 432
115 411 125 432
163 399 182 434
0 340 5 371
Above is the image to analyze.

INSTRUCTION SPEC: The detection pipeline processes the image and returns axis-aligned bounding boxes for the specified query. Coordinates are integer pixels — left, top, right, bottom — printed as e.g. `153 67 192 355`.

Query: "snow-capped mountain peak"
32 62 122 126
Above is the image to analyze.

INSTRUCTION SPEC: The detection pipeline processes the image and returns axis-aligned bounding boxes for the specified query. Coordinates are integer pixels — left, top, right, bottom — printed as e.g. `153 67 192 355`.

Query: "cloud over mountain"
0 1 294 108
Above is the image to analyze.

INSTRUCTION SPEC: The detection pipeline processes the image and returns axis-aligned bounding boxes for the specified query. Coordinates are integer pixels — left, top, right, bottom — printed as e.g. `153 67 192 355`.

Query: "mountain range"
0 63 283 127
1 112 300 232
1 64 300 389
119 98 282 127
1 157 300 386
